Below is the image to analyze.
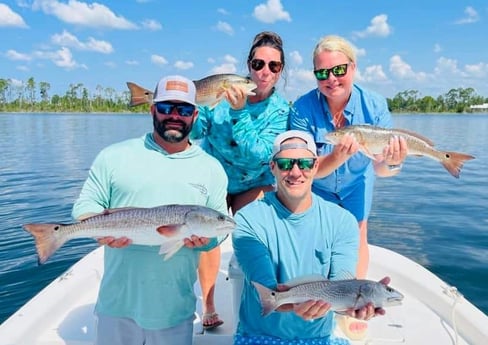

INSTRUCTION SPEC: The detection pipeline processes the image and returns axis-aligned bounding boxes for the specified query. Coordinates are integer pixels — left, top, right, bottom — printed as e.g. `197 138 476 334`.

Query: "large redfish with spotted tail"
23 204 235 264
325 125 475 178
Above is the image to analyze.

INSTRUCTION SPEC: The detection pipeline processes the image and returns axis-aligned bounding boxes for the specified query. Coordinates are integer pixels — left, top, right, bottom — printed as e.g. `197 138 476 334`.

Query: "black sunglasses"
313 63 349 81
273 158 316 171
155 101 195 117
250 59 283 73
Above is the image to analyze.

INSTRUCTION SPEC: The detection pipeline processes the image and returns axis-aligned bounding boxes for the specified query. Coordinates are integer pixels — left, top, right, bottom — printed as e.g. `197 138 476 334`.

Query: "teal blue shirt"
72 133 228 330
192 91 289 194
232 192 359 340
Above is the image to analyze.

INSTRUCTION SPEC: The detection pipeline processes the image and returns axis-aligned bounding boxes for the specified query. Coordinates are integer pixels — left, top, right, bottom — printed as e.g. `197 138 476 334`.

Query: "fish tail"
440 151 475 178
23 224 67 264
126 82 152 106
252 281 279 317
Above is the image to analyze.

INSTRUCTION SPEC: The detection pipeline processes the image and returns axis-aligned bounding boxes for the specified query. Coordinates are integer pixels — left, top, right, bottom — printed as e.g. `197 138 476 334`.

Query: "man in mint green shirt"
72 75 228 345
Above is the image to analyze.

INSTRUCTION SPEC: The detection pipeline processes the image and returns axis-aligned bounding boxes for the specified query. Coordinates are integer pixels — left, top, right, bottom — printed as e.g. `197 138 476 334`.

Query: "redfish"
127 74 256 109
325 125 475 178
23 204 235 264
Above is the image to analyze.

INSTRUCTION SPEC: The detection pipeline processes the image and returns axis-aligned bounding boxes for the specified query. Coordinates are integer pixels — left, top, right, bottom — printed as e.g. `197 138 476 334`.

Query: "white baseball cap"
272 130 317 157
153 75 197 106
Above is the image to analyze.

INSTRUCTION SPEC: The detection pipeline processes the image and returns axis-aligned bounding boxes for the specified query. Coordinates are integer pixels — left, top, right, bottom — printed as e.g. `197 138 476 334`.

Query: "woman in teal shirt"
192 31 290 328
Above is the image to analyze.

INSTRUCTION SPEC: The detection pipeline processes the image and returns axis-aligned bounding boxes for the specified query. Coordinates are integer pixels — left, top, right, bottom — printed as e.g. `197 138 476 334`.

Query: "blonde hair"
313 35 356 64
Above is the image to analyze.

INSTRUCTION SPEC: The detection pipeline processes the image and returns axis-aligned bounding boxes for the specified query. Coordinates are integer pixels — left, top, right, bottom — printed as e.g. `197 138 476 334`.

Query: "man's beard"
153 114 193 143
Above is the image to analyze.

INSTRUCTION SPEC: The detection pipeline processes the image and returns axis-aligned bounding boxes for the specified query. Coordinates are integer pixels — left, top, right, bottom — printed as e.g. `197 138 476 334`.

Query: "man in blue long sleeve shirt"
232 130 386 344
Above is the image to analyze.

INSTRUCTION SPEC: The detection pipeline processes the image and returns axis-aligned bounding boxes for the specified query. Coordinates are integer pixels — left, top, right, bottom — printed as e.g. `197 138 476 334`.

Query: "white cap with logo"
153 75 197 106
272 130 317 158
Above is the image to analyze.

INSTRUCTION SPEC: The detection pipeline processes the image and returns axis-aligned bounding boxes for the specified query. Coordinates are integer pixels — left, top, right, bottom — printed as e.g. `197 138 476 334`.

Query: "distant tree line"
1 77 487 114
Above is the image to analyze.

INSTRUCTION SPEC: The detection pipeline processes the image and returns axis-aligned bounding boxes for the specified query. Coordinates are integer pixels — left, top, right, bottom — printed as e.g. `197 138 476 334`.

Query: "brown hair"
247 31 285 67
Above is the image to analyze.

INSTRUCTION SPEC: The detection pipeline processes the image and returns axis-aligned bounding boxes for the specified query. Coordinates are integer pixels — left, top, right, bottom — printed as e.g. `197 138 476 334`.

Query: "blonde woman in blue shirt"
291 35 408 279
192 31 289 329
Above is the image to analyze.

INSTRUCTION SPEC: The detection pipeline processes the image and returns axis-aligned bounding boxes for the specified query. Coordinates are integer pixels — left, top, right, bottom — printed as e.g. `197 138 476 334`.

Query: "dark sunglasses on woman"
250 59 283 73
313 63 349 81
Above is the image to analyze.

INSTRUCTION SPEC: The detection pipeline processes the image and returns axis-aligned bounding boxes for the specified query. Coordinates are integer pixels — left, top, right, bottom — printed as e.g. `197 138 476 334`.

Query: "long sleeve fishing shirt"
232 192 359 340
290 84 392 221
192 90 289 194
72 133 228 330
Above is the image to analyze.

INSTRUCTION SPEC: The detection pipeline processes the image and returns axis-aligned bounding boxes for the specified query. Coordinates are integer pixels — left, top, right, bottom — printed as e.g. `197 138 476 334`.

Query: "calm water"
0 113 487 324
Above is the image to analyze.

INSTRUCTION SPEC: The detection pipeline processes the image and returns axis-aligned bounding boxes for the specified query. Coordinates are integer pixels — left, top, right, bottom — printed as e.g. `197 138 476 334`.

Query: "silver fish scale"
57 204 222 243
280 280 391 310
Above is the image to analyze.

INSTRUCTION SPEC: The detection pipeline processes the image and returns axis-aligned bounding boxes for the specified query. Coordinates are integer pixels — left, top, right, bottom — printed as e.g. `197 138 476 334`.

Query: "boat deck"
1 237 487 345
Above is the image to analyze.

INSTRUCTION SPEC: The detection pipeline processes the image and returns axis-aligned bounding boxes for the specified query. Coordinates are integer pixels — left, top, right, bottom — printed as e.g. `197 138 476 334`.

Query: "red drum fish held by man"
325 125 475 178
23 204 235 264
127 73 257 109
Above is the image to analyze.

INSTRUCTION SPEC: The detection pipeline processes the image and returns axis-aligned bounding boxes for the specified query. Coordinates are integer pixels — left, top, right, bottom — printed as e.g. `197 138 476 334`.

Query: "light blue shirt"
232 192 359 340
290 84 392 221
192 91 289 194
72 133 228 330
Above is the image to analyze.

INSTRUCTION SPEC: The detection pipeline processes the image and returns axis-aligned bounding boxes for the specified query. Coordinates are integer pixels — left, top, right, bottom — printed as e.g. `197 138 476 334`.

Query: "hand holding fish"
183 235 210 248
274 284 332 320
225 84 248 110
374 136 409 176
344 276 390 320
97 236 132 248
316 133 360 179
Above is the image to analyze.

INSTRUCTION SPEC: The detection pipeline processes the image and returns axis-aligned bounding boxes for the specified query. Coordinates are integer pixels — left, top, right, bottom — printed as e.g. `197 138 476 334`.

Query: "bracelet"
387 163 403 171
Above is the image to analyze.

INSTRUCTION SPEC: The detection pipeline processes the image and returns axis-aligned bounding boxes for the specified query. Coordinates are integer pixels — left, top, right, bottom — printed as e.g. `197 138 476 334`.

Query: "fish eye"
218 215 226 221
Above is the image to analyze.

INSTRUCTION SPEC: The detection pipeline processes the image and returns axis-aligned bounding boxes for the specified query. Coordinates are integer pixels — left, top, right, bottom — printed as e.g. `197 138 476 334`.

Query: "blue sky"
1 0 487 102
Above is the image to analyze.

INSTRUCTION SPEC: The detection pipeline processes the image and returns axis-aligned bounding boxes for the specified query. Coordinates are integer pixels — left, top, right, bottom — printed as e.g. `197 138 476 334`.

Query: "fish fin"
156 224 182 237
207 91 226 110
440 151 475 178
252 282 279 317
23 223 67 265
101 207 141 216
393 128 435 146
335 270 356 280
159 241 185 260
285 274 327 287
126 82 153 107
359 145 377 160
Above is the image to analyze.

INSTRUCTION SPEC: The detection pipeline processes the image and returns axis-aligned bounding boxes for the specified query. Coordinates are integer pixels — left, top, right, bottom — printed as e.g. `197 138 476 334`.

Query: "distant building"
469 103 488 111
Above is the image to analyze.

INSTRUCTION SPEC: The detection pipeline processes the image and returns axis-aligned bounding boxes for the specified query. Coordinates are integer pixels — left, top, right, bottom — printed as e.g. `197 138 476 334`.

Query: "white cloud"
433 44 442 53
353 14 392 38
125 60 139 65
359 65 388 82
51 30 113 53
217 8 230 16
33 47 86 70
390 55 427 81
253 0 291 24
210 54 239 74
215 21 234 35
174 60 194 70
464 63 488 78
289 50 303 65
455 6 479 24
0 3 28 27
32 0 137 29
151 54 168 66
141 19 162 31
6 50 32 61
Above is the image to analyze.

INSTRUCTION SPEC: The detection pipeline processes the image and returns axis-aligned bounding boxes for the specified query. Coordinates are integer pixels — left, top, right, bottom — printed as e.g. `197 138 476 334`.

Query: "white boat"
1 237 487 345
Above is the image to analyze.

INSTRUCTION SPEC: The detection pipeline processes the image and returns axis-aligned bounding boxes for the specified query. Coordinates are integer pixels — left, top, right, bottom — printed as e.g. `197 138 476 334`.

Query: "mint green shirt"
72 133 228 330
